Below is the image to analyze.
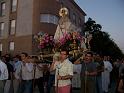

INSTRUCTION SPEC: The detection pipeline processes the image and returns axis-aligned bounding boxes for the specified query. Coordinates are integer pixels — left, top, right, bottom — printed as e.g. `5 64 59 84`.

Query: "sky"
75 0 124 52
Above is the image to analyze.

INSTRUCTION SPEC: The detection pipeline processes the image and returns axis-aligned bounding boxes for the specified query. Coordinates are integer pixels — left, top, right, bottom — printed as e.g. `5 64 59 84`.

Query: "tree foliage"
84 18 124 59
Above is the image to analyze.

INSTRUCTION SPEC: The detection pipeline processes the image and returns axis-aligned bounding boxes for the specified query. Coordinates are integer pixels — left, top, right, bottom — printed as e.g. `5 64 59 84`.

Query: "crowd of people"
0 50 124 93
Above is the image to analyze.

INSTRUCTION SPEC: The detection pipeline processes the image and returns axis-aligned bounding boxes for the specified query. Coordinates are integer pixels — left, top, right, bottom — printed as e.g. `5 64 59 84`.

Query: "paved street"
34 84 117 93
34 87 80 93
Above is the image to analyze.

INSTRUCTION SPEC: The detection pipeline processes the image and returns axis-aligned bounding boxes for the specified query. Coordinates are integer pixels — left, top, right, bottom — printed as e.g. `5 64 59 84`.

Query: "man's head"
60 49 69 62
103 56 107 61
21 52 28 61
84 51 93 63
94 53 103 62
13 55 21 62
5 54 11 62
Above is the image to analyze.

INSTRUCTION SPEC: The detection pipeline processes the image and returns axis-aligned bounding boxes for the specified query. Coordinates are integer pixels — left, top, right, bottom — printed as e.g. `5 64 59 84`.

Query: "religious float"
33 7 90 62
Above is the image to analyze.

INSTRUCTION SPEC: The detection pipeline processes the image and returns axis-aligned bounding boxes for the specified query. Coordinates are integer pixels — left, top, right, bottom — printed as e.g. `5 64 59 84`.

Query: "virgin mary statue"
54 7 79 44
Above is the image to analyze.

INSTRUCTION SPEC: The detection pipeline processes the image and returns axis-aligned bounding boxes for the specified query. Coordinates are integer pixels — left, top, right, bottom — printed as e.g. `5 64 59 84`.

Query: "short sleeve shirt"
55 59 73 87
81 61 97 81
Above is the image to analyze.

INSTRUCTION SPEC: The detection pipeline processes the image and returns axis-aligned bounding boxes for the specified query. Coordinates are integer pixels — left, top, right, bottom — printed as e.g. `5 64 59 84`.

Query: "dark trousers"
34 77 44 93
81 78 96 93
19 80 33 93
47 75 55 93
96 75 103 93
0 80 6 93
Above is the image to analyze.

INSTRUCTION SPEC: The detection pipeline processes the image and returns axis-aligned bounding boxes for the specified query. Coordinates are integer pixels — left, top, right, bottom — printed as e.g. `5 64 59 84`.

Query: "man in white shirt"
102 56 113 93
72 64 81 88
32 56 44 93
0 58 8 93
55 49 73 93
19 52 34 93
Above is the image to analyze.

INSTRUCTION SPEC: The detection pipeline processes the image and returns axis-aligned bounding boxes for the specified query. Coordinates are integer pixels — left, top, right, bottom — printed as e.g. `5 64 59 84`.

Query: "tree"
84 18 124 60
84 18 102 32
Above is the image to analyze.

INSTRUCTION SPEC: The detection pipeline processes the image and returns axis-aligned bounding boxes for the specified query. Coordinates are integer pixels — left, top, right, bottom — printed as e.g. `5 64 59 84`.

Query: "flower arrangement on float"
34 32 54 53
33 31 86 61
54 31 83 52
34 31 83 52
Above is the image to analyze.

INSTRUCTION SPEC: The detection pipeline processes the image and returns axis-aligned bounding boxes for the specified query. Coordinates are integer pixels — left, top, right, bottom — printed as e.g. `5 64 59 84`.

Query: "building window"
0 43 2 51
9 20 16 35
0 22 4 37
0 2 6 16
78 18 81 26
11 0 17 12
40 14 59 25
9 42 14 51
72 13 76 24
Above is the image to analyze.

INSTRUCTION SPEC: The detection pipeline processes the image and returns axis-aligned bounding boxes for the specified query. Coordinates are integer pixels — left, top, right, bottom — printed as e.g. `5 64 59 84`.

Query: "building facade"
0 0 86 55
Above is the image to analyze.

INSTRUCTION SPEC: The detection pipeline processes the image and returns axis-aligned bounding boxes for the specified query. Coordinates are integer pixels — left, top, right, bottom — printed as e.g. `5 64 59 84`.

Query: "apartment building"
0 0 86 55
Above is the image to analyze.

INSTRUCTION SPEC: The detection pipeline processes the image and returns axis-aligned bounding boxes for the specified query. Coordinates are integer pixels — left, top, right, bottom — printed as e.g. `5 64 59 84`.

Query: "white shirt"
73 64 82 74
55 59 73 87
104 61 113 72
72 64 82 88
0 60 8 80
34 63 43 79
21 63 33 80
